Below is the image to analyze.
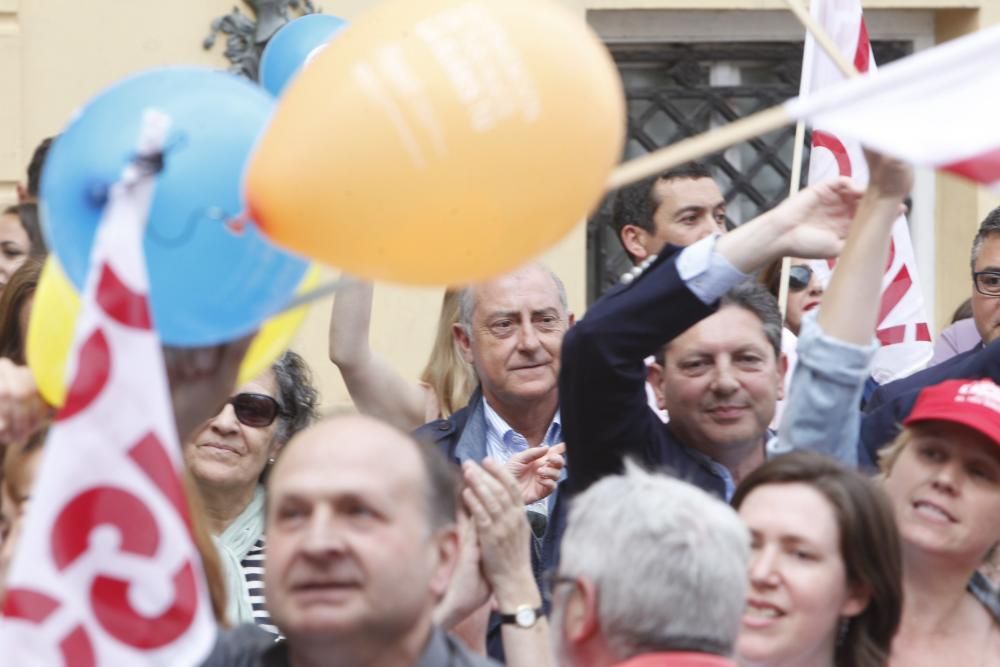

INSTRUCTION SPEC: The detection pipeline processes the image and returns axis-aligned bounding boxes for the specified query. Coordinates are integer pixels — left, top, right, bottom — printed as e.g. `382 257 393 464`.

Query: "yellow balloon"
247 0 624 285
26 257 319 407
27 257 80 407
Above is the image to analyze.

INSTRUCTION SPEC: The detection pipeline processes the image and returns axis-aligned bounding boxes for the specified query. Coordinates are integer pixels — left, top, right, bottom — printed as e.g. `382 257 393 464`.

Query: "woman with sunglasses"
760 260 824 338
183 350 318 634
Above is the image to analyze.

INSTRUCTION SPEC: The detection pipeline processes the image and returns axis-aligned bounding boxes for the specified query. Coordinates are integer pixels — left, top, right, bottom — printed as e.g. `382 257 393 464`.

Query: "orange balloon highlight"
247 0 624 285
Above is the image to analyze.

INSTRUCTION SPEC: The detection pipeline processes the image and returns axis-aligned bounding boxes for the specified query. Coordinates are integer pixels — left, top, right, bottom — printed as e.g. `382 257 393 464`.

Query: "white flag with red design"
0 111 216 665
794 0 934 382
790 17 1000 188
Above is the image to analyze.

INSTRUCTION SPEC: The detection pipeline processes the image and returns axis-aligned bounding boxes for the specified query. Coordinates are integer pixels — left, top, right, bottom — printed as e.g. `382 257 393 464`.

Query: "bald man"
202 414 498 667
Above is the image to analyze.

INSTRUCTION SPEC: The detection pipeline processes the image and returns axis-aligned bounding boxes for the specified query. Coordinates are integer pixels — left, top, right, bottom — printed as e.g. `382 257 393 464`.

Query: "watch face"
515 607 537 627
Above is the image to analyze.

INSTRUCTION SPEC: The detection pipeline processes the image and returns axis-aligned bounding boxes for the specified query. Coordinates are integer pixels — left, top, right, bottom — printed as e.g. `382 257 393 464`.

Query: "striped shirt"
482 399 562 515
240 536 279 636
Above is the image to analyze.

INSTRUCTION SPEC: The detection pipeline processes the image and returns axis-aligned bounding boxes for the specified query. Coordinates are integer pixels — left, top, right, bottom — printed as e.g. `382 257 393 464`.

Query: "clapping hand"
506 443 566 505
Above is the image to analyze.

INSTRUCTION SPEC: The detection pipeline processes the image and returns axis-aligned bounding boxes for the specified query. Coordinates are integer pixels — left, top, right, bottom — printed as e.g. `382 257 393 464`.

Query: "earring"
837 617 851 646
267 457 275 465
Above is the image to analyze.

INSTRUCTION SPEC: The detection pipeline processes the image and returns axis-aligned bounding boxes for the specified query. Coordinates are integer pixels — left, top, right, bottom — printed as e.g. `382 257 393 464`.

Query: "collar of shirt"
482 397 561 463
614 652 736 667
681 431 777 503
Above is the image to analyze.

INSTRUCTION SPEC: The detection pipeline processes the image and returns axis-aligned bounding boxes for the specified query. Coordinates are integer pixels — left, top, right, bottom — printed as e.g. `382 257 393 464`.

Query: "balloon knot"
225 213 249 236
133 150 165 177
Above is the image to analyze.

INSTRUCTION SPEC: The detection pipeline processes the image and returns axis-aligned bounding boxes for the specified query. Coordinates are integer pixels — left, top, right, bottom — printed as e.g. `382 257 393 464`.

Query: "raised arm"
561 177 864 495
779 151 913 462
328 277 433 430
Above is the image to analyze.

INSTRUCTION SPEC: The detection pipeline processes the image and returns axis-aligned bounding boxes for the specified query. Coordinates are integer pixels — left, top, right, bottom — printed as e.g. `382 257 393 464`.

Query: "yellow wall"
3 0 996 413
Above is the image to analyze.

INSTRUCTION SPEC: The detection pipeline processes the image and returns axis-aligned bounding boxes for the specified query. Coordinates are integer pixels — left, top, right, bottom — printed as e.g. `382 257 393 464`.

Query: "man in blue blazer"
860 209 1000 466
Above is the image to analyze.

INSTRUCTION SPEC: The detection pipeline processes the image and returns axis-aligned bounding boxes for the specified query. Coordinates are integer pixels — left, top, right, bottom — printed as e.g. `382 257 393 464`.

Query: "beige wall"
4 0 996 413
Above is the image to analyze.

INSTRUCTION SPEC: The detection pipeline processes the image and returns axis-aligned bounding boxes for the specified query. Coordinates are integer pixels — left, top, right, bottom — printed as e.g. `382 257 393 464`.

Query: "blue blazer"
860 338 1000 468
559 246 733 500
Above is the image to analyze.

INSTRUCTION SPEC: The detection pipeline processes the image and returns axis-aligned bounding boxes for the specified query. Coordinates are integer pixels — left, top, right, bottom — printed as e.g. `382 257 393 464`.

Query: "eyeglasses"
227 393 283 428
973 271 1000 297
788 264 814 291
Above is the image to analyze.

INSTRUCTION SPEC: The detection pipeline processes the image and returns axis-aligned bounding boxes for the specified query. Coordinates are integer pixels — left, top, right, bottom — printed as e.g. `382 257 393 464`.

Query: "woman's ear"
839 583 871 618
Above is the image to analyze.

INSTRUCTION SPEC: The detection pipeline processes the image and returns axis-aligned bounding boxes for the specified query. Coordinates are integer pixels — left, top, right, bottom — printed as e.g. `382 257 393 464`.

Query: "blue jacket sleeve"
559 247 716 495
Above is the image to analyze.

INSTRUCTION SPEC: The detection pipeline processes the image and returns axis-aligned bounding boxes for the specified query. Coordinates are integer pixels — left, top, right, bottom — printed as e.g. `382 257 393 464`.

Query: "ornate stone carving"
204 0 317 80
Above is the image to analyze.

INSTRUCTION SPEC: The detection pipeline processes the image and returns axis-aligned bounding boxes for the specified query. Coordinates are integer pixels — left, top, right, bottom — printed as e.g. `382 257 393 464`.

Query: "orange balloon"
247 0 624 285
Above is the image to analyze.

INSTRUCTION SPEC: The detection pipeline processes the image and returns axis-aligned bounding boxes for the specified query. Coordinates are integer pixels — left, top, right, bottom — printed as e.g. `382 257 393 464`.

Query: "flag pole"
607 105 792 190
775 0 862 318
778 122 807 320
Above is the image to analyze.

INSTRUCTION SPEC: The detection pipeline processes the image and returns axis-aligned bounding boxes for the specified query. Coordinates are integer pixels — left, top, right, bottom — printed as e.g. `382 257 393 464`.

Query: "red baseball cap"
903 378 1000 445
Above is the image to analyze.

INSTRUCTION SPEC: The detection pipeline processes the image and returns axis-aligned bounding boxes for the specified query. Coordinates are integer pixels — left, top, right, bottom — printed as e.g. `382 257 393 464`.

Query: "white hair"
457 264 568 329
556 461 750 660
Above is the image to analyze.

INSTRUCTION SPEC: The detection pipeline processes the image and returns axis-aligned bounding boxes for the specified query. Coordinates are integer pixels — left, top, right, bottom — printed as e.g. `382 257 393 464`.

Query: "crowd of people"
0 133 997 667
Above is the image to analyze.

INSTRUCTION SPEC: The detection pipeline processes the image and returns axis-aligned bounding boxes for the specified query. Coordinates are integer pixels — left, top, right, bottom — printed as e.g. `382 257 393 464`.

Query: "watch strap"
499 604 544 627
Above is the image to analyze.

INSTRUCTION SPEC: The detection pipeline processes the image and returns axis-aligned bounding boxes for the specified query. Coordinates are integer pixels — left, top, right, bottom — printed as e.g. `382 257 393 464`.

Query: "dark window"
588 40 912 302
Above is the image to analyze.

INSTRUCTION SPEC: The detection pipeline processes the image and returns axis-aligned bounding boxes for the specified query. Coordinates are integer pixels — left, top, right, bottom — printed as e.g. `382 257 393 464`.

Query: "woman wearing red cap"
776 150 1000 664
877 378 1000 665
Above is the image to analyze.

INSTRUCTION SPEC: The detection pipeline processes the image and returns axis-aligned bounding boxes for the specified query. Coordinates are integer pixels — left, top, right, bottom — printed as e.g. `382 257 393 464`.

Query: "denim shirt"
776 312 878 468
482 399 562 515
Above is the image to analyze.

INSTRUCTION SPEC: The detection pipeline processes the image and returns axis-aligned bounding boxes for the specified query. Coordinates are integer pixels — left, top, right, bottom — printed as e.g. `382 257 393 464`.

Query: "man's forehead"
975 233 1000 269
473 268 562 315
653 176 724 208
270 419 425 497
669 307 772 354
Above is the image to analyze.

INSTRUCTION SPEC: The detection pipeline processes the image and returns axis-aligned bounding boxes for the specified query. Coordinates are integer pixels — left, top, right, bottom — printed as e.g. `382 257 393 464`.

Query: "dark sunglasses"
788 264 814 291
227 393 283 428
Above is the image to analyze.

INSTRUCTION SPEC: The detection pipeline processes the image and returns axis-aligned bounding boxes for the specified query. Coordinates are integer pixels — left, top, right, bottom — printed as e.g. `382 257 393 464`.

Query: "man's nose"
302 507 345 555
710 362 740 394
695 215 721 242
517 322 541 351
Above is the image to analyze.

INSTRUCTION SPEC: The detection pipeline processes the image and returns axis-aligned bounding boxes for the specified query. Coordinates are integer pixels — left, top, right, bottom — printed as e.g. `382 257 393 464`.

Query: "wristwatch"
499 604 544 628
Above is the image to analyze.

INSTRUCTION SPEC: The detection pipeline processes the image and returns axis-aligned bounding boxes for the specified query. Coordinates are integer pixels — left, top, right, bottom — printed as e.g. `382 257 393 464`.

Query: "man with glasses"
860 209 1000 464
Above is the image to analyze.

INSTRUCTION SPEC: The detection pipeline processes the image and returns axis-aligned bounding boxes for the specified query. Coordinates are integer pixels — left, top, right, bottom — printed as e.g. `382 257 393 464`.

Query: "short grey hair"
720 281 782 359
970 206 1000 273
457 264 568 328
556 462 750 660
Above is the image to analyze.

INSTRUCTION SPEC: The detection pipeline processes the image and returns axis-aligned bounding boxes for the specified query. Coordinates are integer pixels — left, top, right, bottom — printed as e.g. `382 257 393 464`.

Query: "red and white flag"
794 0 934 382
791 18 1000 188
0 111 216 665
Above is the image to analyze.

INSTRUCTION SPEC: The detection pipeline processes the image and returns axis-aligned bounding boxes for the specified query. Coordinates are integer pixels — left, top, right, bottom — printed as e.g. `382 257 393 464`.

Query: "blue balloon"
259 13 348 96
40 67 308 346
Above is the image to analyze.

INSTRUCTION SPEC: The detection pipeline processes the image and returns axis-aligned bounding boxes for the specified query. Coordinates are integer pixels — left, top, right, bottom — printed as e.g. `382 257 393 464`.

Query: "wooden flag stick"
775 0 862 316
606 105 793 191
778 118 808 320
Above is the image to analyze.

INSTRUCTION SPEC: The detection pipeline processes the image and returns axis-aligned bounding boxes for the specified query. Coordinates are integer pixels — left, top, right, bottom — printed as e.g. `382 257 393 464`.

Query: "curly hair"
271 350 319 446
